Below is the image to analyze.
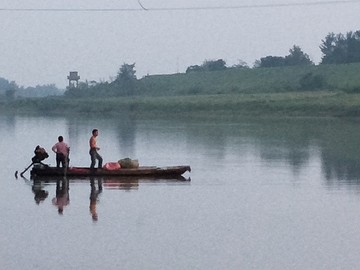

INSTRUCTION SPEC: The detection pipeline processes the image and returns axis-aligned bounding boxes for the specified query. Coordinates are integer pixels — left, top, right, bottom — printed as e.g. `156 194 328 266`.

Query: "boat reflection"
23 174 190 200
102 177 139 190
19 175 190 222
30 175 190 191
102 175 190 190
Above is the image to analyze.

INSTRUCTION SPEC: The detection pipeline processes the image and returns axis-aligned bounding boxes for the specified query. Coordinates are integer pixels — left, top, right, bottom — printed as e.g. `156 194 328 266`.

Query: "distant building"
67 71 80 88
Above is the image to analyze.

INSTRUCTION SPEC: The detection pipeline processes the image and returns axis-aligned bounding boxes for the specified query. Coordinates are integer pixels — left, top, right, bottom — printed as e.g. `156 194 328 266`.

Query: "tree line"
187 30 360 71
64 29 359 98
0 77 63 100
186 44 314 72
1 29 359 99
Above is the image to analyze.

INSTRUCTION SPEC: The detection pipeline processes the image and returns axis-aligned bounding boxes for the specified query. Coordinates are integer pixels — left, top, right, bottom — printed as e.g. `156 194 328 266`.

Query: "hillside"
2 63 360 118
137 63 360 96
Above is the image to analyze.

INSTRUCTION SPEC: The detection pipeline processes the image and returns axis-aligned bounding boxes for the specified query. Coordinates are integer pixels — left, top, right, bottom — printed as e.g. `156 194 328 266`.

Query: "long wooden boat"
30 165 191 178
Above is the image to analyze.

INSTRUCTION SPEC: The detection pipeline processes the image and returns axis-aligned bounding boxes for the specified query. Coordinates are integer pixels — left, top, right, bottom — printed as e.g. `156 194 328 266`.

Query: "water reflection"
184 117 360 186
10 115 360 187
102 177 139 191
20 174 190 221
102 175 189 190
89 177 102 222
52 179 70 215
32 180 49 204
321 151 360 187
115 117 137 157
19 177 50 204
7 115 360 269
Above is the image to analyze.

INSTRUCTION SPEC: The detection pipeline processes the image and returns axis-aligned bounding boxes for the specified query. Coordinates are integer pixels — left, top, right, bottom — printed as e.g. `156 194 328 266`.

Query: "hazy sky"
0 0 359 88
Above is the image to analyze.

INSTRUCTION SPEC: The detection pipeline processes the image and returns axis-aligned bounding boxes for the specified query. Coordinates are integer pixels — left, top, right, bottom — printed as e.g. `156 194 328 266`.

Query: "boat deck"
30 165 191 178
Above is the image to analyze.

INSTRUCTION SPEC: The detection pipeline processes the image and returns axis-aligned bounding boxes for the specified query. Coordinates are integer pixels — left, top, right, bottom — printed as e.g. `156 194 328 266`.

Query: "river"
1 114 360 270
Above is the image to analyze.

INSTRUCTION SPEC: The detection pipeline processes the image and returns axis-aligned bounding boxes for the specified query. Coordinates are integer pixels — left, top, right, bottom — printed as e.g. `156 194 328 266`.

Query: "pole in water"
20 162 34 177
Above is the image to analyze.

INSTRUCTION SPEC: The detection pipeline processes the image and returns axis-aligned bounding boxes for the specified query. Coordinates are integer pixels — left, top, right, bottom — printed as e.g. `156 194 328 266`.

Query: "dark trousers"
89 149 103 169
56 153 69 168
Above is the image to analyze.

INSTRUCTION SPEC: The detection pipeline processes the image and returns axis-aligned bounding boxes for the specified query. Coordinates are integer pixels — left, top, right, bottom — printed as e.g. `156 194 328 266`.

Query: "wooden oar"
18 162 35 178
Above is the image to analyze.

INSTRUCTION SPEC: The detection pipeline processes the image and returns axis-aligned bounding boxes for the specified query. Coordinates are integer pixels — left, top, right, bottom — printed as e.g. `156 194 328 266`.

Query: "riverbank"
1 63 360 118
2 91 360 118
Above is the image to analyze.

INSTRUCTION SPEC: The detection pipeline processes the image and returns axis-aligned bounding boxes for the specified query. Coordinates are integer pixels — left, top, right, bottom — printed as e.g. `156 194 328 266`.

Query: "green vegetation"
3 91 360 118
320 30 360 64
61 62 360 99
63 29 359 98
1 29 359 118
138 63 360 96
2 63 360 118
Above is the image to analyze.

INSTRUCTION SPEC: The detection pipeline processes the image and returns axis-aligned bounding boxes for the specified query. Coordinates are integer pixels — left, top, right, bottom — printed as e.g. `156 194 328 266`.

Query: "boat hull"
30 165 191 178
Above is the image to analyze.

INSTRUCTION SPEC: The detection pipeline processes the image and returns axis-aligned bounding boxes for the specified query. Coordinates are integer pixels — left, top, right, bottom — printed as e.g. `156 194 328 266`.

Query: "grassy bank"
1 63 360 118
137 63 360 96
3 91 360 118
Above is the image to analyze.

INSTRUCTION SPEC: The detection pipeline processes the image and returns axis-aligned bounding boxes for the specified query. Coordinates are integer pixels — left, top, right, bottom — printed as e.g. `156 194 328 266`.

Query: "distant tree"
257 45 313 68
320 33 347 64
186 59 227 73
115 63 137 82
186 65 203 73
285 45 313 66
320 30 360 64
346 31 360 62
113 63 137 95
0 77 13 95
89 80 97 87
77 81 90 90
253 60 261 68
231 59 249 69
202 59 227 71
5 89 16 100
5 81 17 100
18 84 62 97
258 56 286 67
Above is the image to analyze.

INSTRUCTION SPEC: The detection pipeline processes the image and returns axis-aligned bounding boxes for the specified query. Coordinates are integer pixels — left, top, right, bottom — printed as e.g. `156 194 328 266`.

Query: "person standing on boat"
89 129 103 169
52 136 70 168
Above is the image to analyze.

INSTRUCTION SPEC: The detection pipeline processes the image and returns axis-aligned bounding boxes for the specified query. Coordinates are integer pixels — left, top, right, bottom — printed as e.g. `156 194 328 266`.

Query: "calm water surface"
1 115 360 270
